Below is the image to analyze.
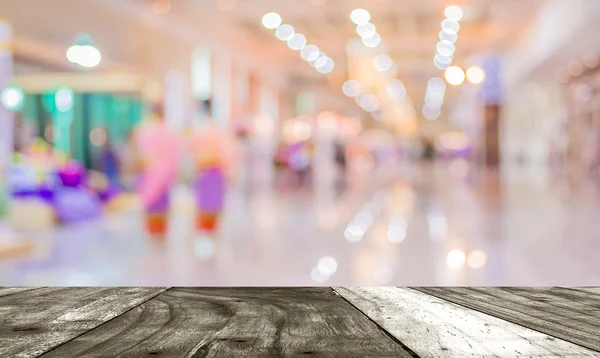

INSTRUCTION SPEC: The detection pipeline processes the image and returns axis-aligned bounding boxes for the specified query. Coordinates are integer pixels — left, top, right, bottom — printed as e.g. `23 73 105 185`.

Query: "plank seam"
332 287 421 358
408 287 600 354
35 287 173 358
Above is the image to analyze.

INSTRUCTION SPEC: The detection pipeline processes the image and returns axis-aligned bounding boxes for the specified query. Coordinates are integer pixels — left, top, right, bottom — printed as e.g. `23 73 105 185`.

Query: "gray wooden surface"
0 287 598 357
414 287 600 353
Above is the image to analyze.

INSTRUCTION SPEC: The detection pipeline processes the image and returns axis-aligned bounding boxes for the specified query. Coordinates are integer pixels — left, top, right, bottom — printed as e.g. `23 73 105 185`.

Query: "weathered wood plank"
40 287 413 358
0 287 44 298
568 287 600 296
335 287 599 357
414 287 600 353
0 287 168 358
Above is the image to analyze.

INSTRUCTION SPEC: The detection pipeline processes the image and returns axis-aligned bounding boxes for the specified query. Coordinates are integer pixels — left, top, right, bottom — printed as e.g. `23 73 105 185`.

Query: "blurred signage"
191 47 211 101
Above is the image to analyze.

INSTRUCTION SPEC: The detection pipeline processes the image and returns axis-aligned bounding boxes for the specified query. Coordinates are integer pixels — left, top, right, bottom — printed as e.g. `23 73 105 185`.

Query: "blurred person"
190 99 238 234
334 141 348 188
98 138 120 185
287 140 313 187
422 137 436 161
134 103 180 239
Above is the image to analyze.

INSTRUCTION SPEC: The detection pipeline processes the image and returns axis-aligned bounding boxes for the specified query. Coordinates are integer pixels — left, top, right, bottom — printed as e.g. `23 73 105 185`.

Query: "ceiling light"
441 19 460 35
261 12 282 29
361 33 381 48
300 44 320 61
428 77 446 89
316 57 335 73
314 55 328 69
466 66 486 84
1 86 24 111
342 80 362 97
357 23 376 38
444 5 463 22
287 34 307 50
350 9 371 25
275 24 295 41
373 54 393 72
436 41 455 57
445 66 465 86
439 30 458 43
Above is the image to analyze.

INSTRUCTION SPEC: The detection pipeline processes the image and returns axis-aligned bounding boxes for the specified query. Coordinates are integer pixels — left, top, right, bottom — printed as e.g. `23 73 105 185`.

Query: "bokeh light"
90 128 107 147
445 66 465 86
466 66 486 84
1 86 24 111
342 80 362 97
350 9 371 25
444 5 464 22
275 24 295 41
262 12 282 29
447 249 466 269
467 250 488 269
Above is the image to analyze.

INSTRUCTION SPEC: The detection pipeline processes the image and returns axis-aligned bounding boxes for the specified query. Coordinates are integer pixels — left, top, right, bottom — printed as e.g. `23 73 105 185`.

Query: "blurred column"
0 19 13 167
233 63 249 131
164 69 186 133
191 46 212 122
212 51 232 125
479 55 503 167
251 84 279 188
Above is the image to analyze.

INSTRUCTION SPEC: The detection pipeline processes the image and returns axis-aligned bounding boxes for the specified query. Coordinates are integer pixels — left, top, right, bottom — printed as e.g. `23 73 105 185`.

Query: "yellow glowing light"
446 249 466 269
466 66 485 84
444 66 465 86
467 250 488 269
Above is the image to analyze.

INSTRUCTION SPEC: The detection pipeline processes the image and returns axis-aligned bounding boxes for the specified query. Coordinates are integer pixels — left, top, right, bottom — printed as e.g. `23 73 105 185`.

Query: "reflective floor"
1 160 600 286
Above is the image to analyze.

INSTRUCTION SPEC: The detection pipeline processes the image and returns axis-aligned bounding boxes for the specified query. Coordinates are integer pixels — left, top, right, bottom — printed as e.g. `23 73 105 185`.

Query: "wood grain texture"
335 287 600 357
414 287 600 353
0 287 167 358
0 287 43 298
39 287 413 358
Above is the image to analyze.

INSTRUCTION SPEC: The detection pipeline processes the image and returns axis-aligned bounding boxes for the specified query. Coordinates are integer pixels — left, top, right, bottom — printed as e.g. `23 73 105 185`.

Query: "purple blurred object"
195 167 226 214
147 190 169 213
58 161 86 187
52 187 103 223
37 186 55 203
97 182 121 203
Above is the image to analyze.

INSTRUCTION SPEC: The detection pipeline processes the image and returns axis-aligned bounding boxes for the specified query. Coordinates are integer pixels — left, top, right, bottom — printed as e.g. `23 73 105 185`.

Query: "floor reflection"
2 161 600 286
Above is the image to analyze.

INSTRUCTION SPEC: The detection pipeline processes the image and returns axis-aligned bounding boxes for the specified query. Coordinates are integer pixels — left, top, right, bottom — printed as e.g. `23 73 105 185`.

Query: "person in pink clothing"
189 100 238 234
134 104 180 238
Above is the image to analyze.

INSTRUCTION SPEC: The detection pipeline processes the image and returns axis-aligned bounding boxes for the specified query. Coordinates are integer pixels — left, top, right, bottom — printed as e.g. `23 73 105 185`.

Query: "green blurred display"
20 92 143 169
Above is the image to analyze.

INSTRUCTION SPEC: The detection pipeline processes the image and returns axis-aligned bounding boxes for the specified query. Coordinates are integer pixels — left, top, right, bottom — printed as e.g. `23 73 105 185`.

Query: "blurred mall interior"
0 0 599 286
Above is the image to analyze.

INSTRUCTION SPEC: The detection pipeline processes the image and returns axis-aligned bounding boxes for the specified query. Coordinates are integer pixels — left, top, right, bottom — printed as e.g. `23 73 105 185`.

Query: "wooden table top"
1 287 599 357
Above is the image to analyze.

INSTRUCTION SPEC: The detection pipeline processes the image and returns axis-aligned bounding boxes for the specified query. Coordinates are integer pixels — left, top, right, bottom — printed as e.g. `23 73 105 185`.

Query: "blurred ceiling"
2 0 553 123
